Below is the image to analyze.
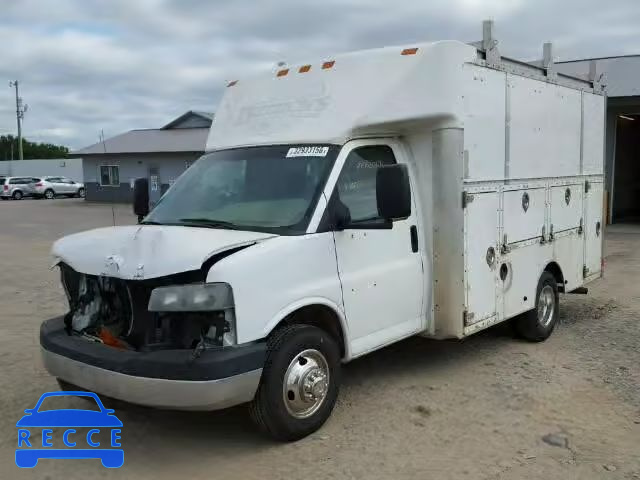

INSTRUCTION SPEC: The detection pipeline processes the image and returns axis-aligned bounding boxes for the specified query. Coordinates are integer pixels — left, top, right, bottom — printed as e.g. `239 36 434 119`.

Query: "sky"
1 0 639 150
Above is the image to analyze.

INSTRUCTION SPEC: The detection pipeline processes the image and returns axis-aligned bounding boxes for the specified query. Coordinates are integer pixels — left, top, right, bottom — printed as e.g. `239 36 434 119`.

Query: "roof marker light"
277 68 289 77
401 47 419 55
227 80 238 87
322 60 335 69
299 65 312 73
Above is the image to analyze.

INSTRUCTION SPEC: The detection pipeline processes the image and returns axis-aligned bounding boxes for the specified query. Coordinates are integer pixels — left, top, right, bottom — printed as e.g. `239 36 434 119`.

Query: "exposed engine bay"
59 263 230 352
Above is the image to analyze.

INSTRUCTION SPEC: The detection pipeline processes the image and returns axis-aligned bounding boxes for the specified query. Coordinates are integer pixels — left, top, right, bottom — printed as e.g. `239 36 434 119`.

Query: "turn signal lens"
322 60 335 69
401 47 419 55
276 68 289 77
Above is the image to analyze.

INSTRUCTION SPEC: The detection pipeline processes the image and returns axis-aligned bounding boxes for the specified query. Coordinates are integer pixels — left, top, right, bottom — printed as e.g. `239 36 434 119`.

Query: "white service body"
205 39 604 351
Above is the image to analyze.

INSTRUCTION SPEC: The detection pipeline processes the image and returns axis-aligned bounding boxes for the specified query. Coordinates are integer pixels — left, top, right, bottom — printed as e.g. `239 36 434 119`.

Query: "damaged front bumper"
40 317 265 411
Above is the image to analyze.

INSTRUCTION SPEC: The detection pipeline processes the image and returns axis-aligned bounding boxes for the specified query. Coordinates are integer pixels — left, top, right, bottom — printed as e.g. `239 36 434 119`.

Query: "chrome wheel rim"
46 191 54 199
538 285 555 327
283 349 330 419
79 189 85 198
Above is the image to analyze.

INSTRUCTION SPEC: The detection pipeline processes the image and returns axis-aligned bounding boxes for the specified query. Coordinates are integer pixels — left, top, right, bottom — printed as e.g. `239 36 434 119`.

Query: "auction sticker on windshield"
286 146 329 158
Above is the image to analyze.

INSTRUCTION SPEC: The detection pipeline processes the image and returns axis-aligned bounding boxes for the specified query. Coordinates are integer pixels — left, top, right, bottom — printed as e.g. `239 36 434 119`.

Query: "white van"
40 29 605 440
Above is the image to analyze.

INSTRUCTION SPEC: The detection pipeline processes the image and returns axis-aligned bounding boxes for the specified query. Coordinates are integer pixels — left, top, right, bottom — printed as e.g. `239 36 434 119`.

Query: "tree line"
0 135 69 160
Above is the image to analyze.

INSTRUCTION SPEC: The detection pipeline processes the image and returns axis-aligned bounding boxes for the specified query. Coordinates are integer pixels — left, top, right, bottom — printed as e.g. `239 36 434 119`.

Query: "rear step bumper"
40 316 265 411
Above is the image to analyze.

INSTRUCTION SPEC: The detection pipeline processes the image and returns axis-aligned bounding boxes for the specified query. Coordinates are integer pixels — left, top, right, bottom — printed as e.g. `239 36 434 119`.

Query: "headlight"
148 283 233 312
148 283 237 347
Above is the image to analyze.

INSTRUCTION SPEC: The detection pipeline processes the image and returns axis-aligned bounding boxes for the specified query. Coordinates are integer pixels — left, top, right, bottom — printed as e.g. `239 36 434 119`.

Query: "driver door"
325 140 424 357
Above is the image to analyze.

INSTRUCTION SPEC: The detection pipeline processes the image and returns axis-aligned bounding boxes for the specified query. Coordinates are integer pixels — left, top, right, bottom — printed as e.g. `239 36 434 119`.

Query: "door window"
335 145 397 226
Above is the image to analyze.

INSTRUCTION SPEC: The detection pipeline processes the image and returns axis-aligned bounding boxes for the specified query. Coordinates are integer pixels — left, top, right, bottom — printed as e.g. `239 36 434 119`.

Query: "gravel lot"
1 199 639 479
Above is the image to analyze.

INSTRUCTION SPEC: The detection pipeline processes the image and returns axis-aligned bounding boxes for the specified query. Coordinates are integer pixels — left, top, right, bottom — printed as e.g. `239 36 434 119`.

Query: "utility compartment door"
464 191 499 324
550 184 583 234
503 188 546 244
584 181 604 278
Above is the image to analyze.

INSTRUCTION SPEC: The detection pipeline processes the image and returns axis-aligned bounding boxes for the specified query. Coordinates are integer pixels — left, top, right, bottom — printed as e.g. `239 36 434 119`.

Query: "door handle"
410 225 419 252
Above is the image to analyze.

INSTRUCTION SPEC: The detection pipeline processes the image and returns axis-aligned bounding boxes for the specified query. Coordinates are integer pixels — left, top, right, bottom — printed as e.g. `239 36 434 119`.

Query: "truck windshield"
144 145 339 234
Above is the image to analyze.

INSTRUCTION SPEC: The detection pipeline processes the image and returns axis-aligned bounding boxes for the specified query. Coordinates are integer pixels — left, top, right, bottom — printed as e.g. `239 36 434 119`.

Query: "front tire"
249 324 341 441
514 271 559 342
77 187 85 198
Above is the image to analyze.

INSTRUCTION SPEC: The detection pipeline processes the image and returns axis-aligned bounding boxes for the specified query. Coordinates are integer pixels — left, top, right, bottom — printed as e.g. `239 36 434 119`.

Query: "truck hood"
52 225 277 280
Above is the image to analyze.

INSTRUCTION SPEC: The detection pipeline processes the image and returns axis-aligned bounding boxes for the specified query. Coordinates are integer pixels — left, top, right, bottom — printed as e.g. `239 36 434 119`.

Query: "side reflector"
322 60 335 69
227 80 238 87
299 65 311 73
277 69 289 77
401 47 419 55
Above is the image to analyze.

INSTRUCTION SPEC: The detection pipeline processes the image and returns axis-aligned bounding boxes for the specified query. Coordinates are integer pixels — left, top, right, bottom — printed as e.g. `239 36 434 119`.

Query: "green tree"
0 135 69 160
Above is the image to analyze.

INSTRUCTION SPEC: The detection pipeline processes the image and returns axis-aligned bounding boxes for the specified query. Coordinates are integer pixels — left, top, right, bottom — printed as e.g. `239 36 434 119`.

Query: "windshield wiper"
177 218 241 230
139 220 163 225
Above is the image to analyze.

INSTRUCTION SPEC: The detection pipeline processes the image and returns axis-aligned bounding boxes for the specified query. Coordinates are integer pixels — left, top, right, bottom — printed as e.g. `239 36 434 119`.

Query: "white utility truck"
41 24 605 440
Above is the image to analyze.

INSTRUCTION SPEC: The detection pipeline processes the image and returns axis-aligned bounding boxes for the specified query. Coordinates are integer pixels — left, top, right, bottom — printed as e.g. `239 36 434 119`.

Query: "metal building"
0 157 83 180
556 55 640 223
71 111 212 204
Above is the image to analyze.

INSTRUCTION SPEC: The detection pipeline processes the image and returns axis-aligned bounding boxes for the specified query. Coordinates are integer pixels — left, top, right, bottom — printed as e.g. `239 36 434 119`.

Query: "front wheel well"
543 261 565 292
276 305 346 358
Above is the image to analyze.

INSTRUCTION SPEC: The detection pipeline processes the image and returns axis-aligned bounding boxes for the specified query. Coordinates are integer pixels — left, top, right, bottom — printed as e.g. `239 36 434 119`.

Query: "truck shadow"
106 321 523 459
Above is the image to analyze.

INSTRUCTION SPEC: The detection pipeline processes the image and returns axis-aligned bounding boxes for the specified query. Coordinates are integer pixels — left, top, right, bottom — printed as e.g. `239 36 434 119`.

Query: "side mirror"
376 164 411 220
133 178 150 221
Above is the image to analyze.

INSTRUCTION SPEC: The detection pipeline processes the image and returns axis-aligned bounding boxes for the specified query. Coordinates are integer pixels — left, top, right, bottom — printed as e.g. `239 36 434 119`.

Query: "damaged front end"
40 262 265 411
59 263 236 353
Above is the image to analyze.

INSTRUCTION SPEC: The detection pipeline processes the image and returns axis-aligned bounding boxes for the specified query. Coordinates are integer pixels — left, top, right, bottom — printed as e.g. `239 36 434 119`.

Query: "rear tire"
44 189 55 200
514 271 559 342
249 324 341 441
12 190 23 200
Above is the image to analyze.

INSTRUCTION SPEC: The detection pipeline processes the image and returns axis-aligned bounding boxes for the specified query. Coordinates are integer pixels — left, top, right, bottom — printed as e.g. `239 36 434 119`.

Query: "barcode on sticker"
286 146 329 158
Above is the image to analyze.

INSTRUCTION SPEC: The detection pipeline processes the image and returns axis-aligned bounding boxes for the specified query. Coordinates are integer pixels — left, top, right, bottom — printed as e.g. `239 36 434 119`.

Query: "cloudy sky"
1 0 639 150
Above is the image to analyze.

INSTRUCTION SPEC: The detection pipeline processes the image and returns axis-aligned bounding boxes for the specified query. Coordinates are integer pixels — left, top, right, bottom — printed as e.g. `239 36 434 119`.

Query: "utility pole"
9 80 27 161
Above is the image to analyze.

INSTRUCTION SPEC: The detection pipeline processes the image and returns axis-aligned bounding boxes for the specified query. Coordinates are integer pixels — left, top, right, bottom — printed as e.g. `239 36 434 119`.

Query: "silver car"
0 176 39 200
32 176 85 199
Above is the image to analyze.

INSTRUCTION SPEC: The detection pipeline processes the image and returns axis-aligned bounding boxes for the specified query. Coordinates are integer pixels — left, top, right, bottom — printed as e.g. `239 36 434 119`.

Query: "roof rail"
470 20 605 94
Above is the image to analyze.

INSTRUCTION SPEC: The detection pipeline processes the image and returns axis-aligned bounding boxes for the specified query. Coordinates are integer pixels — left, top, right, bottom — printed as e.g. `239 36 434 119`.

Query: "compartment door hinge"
462 192 475 209
585 180 591 193
463 310 476 326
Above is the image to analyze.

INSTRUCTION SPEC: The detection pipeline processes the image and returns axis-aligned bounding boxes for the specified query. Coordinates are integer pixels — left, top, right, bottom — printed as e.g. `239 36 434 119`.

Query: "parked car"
32 177 85 199
0 176 39 200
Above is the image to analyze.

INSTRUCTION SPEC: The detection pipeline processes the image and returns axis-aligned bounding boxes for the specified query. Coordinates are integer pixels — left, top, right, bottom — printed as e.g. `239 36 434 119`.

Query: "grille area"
59 263 222 351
